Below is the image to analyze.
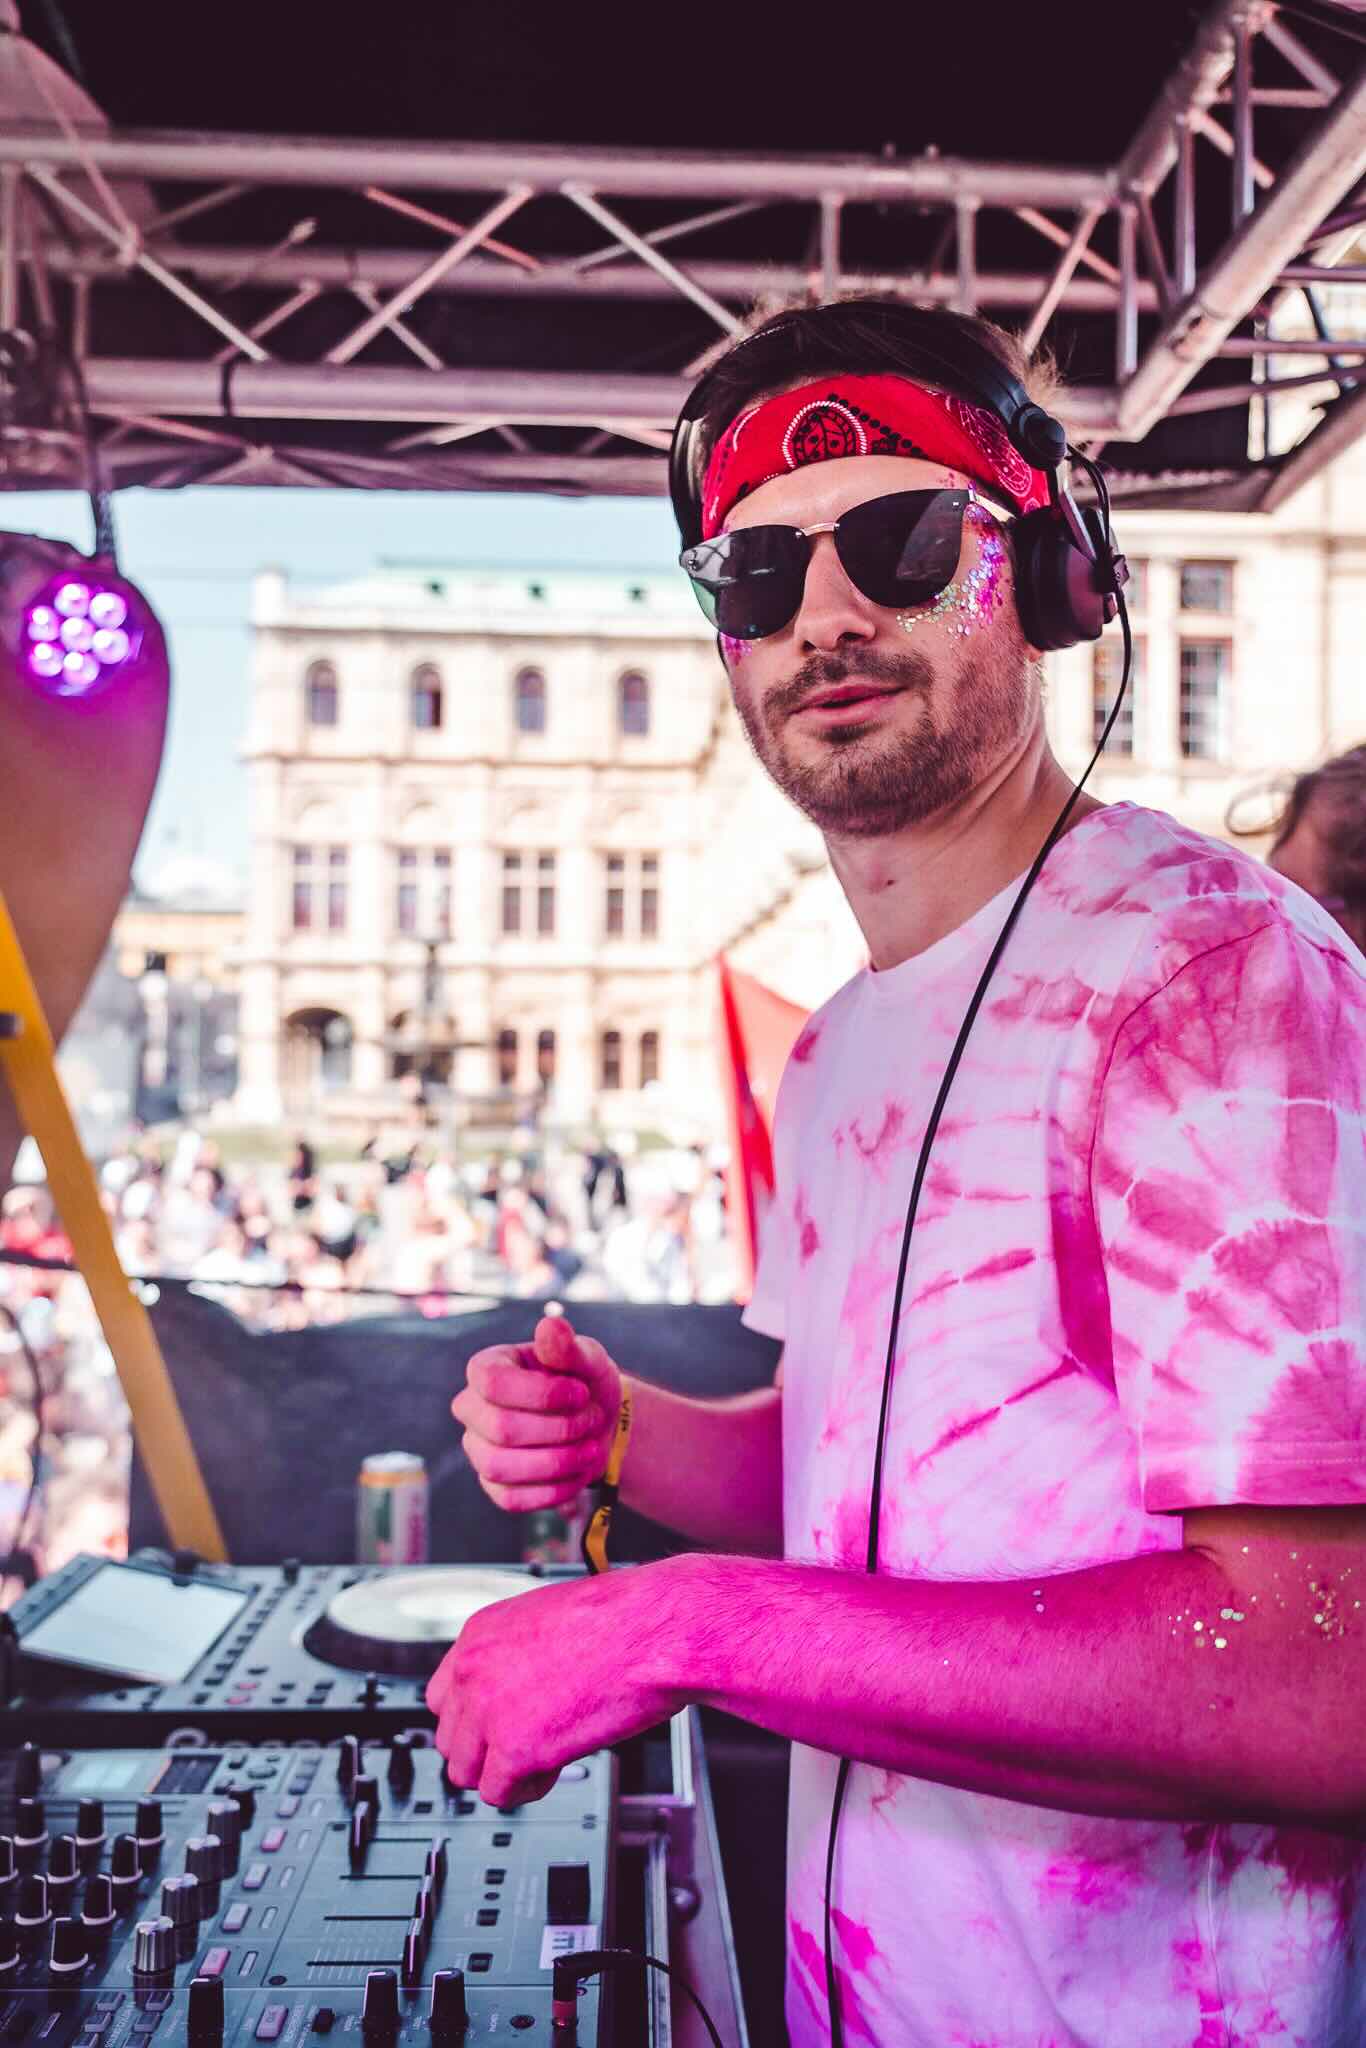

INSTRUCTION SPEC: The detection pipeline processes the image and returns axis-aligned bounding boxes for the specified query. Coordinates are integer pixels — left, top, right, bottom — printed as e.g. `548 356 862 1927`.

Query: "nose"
789 533 878 654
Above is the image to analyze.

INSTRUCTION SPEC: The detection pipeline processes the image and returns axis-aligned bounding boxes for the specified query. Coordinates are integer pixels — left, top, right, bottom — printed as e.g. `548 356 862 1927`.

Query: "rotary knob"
81 1874 116 1939
46 1834 79 1910
132 1915 177 1979
187 1973 225 2044
75 1800 106 1860
15 1873 50 1933
429 1970 468 2038
0 1920 17 1975
14 1799 47 1863
48 1916 89 1980
205 1802 242 1876
13 1744 41 1802
109 1833 142 1910
361 1969 400 2040
184 1836 223 1912
386 1734 415 1794
135 1799 165 1871
219 1781 256 1827
161 1874 202 1930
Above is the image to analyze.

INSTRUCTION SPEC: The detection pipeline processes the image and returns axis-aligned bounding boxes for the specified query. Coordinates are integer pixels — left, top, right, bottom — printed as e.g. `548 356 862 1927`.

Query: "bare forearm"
672 1547 1366 1830
620 1377 782 1557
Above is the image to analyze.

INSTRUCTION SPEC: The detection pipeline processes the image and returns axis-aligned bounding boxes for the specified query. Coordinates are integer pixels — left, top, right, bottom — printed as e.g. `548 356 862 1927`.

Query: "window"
1179 560 1234 613
536 1029 557 1082
411 664 443 731
1179 640 1231 761
514 667 546 734
327 847 348 932
1091 637 1145 755
618 670 650 737
496 1028 519 1087
396 847 453 938
502 850 555 938
537 852 556 937
291 844 347 931
305 661 339 727
602 851 660 940
639 1029 660 1087
600 1029 622 1091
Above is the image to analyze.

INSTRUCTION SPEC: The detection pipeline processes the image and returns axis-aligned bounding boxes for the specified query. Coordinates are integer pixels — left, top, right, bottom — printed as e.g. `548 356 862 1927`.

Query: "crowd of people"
0 1123 730 1582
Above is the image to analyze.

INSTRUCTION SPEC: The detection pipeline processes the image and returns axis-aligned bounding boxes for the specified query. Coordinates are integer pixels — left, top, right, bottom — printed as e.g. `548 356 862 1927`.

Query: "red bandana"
700 373 1052 538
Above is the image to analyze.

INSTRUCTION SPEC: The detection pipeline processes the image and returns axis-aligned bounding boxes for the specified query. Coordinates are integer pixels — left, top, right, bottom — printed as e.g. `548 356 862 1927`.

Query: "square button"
467 1954 492 1974
476 1909 498 1927
198 1948 230 1979
492 1832 512 1848
222 1905 250 1934
255 2008 288 2042
242 1864 268 1891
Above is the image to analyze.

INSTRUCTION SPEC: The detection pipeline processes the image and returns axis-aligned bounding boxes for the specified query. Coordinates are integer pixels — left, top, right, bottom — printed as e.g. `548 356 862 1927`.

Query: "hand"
452 1312 624 1513
425 1557 698 1805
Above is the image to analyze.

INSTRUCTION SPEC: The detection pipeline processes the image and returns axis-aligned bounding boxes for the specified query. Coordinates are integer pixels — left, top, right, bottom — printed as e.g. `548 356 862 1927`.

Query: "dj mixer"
0 1736 613 2042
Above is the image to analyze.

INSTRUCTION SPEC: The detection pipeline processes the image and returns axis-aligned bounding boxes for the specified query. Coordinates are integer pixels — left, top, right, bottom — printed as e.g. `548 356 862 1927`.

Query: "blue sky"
12 487 685 893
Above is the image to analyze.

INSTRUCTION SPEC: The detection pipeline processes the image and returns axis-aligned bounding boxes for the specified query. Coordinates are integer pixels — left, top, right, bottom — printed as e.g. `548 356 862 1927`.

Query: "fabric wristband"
581 1380 634 1575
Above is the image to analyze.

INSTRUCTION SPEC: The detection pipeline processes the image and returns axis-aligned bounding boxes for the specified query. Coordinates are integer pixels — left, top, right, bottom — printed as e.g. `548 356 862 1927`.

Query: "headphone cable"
823 448 1131 2047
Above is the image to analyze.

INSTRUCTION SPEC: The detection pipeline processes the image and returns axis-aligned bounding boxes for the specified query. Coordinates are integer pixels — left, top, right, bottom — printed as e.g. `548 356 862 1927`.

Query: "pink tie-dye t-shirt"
743 802 1366 2048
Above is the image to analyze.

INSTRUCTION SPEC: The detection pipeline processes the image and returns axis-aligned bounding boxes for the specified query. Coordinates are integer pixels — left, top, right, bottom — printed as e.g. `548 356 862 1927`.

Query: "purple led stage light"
21 572 143 698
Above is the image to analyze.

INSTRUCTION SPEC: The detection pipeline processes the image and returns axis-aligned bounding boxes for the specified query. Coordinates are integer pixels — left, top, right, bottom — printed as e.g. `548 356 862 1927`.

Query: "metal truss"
4 0 1366 505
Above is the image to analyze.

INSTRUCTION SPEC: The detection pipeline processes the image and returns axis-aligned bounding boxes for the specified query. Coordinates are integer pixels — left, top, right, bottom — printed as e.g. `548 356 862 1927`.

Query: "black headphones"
667 301 1125 654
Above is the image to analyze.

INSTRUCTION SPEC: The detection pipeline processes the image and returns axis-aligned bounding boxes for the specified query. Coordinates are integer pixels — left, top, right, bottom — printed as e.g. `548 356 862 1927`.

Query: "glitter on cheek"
896 510 1009 641
719 632 752 665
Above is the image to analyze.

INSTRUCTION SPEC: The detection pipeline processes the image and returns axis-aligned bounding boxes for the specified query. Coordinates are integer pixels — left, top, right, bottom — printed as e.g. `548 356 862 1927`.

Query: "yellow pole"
0 886 226 1560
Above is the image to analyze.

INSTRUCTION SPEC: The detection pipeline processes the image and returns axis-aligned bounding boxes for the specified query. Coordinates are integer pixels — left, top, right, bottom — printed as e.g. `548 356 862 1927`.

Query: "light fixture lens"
53 581 91 618
92 627 131 665
59 615 95 652
27 607 59 642
29 642 64 679
88 591 128 630
62 650 101 687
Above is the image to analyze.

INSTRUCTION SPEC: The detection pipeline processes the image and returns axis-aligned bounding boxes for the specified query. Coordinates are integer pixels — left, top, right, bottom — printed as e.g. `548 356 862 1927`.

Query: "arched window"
305 661 339 727
514 667 546 734
411 664 443 731
600 1029 622 1091
536 1029 557 1082
639 1029 660 1087
496 1027 519 1087
618 670 650 737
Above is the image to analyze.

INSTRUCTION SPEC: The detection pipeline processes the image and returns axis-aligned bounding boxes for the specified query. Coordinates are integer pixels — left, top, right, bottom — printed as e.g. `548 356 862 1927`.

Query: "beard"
731 641 1033 839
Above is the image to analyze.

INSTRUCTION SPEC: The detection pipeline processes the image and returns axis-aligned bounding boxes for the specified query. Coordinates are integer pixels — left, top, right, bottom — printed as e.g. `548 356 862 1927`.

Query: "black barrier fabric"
129 1288 782 1565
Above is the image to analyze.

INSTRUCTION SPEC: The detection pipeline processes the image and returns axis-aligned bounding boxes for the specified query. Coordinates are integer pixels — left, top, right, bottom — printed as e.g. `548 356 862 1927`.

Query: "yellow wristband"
581 1381 633 1574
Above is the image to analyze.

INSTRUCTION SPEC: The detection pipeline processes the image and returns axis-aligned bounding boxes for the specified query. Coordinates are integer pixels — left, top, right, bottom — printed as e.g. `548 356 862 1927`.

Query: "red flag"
716 955 809 1301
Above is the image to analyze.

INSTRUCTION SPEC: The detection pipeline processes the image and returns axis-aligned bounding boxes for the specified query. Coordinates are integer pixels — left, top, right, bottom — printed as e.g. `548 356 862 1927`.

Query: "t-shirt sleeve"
741 1184 792 1341
1092 917 1366 1512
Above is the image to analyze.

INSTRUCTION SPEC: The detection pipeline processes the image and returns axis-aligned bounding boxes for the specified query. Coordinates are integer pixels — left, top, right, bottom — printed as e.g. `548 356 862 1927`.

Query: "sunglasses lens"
836 490 969 609
681 527 808 640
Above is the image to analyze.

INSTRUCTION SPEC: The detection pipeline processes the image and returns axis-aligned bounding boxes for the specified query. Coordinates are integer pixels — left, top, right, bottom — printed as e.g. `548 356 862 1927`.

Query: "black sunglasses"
679 487 976 641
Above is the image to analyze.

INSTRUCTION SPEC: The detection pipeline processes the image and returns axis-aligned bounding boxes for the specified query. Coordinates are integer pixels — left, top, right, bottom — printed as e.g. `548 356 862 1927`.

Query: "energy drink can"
357 1452 429 1564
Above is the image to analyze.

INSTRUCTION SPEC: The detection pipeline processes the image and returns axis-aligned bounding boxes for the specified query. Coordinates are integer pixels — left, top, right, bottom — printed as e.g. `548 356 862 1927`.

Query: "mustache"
765 648 937 721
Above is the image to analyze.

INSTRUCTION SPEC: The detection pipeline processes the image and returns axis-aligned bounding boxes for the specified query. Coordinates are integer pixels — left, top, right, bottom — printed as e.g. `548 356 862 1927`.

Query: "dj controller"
0 1554 753 2047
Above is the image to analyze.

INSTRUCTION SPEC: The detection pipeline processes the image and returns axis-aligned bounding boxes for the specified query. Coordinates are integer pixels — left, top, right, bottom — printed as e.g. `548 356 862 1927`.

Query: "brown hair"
1231 744 1366 945
684 293 1066 501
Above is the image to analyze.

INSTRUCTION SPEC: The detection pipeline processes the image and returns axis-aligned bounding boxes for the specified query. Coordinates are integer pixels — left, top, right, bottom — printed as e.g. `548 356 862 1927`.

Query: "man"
430 300 1366 2046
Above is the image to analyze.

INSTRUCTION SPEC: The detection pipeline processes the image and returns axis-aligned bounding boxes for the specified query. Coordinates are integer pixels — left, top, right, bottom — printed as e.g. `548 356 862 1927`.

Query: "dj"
429 300 1366 2046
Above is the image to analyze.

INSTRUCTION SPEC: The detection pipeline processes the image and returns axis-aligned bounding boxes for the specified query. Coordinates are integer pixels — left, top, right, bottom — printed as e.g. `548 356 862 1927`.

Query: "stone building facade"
236 446 1366 1137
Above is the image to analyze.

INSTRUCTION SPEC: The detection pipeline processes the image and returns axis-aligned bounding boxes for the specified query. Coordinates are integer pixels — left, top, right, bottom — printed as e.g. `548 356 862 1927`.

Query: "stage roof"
3 0 1366 507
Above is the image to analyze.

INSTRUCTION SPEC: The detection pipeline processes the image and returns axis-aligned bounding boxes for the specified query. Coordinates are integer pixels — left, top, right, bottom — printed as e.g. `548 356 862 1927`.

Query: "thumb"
532 1314 619 1403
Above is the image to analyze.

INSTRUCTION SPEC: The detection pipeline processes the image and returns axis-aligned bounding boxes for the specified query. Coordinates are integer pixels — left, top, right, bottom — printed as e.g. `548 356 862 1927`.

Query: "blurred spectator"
1261 743 1366 952
286 1138 317 1213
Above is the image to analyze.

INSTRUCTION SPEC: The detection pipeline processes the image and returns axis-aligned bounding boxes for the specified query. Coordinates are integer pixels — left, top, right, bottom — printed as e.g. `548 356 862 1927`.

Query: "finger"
466 1347 590 1416
480 1750 560 1809
435 1707 484 1795
465 1438 606 1487
455 1387 605 1450
480 1477 591 1514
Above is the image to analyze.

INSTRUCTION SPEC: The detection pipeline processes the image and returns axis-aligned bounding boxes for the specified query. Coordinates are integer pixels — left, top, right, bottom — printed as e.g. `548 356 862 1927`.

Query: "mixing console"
0 1740 615 2044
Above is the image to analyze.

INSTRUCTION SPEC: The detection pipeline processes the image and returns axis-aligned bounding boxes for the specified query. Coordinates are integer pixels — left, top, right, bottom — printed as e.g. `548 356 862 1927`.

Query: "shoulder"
1055 803 1366 1011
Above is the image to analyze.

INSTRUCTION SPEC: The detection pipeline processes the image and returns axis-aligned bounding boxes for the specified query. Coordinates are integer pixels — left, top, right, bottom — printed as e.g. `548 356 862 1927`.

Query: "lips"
800 683 903 712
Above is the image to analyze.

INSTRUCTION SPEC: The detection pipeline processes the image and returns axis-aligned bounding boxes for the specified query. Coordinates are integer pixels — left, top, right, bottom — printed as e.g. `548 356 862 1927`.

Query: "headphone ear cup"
1009 509 1112 653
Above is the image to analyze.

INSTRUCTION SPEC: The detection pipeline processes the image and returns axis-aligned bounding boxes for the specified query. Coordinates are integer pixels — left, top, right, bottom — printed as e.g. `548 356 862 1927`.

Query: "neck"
826 722 1104 971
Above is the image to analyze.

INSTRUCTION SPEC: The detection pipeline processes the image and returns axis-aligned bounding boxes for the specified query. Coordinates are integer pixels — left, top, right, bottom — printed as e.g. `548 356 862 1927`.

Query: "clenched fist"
451 1313 624 1513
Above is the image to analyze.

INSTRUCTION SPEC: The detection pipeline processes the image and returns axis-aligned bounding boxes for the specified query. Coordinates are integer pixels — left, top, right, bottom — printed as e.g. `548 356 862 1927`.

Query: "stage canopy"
2 0 1366 509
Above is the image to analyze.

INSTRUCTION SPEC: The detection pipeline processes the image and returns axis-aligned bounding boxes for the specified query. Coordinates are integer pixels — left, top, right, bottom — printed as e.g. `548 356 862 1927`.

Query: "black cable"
559 1947 726 2047
0 1299 49 1576
822 458 1132 2047
0 1246 504 1306
34 0 88 86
